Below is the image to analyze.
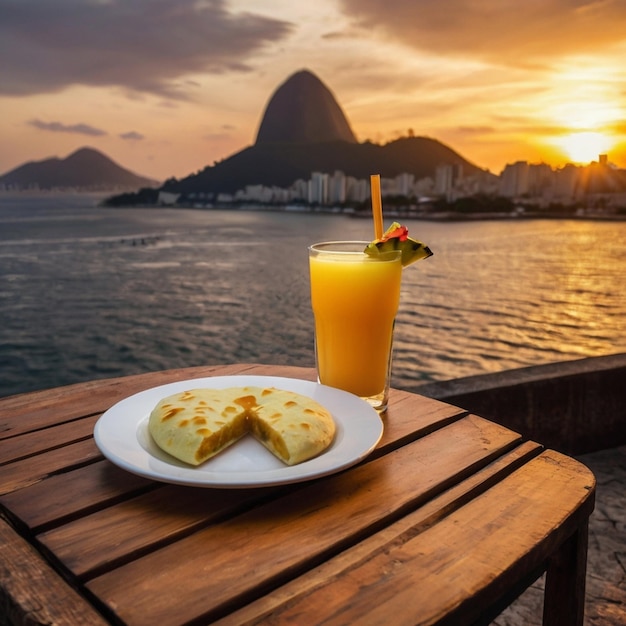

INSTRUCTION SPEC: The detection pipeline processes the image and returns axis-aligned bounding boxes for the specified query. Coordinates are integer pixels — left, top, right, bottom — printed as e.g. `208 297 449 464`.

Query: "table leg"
543 519 589 626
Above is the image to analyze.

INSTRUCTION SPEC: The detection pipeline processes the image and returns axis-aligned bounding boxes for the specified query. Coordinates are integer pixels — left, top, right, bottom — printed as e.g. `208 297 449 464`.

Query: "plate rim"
93 375 383 488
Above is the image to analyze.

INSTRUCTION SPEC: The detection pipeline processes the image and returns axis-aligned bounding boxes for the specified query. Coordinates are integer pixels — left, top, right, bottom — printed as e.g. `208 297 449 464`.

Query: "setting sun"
557 131 614 164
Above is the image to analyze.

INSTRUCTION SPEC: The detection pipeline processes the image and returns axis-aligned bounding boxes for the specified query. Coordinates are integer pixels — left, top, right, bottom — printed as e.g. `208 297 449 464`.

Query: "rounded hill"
0 147 158 190
255 70 357 145
168 135 481 195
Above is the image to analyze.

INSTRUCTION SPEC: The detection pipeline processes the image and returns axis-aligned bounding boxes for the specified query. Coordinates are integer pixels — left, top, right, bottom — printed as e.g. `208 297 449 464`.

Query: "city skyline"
157 158 625 211
1 0 626 181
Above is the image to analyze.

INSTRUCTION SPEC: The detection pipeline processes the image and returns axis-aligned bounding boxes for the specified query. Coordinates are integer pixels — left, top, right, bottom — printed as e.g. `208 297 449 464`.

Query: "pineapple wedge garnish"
364 222 433 267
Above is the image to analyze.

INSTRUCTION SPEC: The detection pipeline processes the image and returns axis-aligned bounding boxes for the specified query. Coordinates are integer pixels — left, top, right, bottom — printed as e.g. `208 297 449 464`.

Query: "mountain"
255 69 357 145
0 147 159 191
164 69 481 196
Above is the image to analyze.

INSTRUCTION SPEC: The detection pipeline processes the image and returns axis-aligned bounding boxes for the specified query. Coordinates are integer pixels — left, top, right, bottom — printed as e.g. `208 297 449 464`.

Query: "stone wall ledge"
413 353 626 455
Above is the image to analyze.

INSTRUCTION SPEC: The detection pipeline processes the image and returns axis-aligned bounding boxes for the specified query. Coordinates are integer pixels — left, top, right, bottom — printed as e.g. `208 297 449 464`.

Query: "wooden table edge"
0 516 109 625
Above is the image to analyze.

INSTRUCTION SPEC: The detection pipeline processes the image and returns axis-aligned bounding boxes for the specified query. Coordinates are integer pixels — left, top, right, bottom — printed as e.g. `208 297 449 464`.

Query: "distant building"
414 176 435 197
527 163 553 197
346 177 369 203
291 178 309 201
435 164 463 200
158 191 180 205
308 172 329 204
328 170 347 204
395 173 415 197
499 161 530 198
553 164 581 201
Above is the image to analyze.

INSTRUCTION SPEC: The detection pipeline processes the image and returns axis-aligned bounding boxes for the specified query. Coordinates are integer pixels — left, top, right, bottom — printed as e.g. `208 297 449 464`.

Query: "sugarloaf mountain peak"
255 69 357 145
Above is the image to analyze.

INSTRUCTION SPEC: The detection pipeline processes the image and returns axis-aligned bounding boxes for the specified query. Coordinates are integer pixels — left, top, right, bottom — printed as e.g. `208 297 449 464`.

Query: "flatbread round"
148 386 335 466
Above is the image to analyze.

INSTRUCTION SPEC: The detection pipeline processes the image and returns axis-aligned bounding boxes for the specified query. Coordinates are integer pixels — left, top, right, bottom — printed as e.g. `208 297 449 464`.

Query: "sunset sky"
2 0 626 182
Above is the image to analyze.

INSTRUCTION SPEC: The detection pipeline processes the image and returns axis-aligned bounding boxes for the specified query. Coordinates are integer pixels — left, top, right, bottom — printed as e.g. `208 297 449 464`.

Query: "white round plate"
93 375 383 488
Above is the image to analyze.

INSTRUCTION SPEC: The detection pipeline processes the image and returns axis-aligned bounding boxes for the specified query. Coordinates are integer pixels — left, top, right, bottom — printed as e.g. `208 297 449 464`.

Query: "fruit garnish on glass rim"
364 222 433 267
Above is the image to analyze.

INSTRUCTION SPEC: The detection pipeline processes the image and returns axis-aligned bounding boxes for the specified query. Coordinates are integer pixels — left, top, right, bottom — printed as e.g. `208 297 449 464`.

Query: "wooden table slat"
39 483 285 579
0 460 155 531
0 438 103 496
375 387 467 453
0 414 100 465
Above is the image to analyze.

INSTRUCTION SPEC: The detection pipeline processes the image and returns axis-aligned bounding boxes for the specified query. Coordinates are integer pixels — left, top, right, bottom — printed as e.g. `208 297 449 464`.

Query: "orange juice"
309 241 402 409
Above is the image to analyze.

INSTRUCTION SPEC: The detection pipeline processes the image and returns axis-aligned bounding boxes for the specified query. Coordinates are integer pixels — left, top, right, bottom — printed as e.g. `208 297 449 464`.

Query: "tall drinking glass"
308 241 402 412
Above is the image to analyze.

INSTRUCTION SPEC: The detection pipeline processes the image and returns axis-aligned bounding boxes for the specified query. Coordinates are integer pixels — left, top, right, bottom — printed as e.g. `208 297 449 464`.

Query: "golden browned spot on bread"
234 394 258 411
300 423 311 430
196 428 212 436
261 388 273 396
178 419 189 427
303 408 316 415
162 406 185 421
192 416 207 425
284 401 297 408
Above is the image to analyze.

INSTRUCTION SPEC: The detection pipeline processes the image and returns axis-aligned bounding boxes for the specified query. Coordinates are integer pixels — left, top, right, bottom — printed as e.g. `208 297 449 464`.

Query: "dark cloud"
27 119 107 136
0 0 293 98
120 131 145 141
339 0 626 65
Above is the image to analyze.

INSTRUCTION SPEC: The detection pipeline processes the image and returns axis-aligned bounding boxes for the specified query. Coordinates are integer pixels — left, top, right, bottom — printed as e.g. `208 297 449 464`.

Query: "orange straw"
370 174 383 239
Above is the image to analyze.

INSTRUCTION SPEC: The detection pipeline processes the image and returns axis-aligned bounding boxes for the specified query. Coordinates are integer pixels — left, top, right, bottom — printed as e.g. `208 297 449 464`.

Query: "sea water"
1 192 625 398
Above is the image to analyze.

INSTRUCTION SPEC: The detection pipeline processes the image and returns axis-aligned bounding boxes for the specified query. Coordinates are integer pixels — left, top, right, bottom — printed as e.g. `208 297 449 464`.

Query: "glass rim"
309 241 372 256
309 240 369 250
309 240 401 261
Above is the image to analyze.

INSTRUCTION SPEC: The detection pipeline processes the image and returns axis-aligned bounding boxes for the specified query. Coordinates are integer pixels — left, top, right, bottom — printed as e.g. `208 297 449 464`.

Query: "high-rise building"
553 164 581 199
527 163 553 197
435 164 462 200
346 176 369 203
328 170 347 204
499 161 530 197
308 172 329 204
395 173 415 197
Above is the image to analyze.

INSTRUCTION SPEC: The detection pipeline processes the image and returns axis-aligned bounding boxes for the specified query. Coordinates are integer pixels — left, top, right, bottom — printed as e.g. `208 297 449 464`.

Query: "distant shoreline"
119 201 626 223
1 190 624 222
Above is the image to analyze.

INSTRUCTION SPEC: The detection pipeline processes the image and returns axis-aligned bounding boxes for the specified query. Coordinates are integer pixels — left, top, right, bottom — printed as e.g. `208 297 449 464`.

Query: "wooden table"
0 363 595 626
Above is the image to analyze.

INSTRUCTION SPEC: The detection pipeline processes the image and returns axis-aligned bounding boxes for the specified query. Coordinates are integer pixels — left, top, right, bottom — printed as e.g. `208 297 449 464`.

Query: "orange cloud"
339 0 626 65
